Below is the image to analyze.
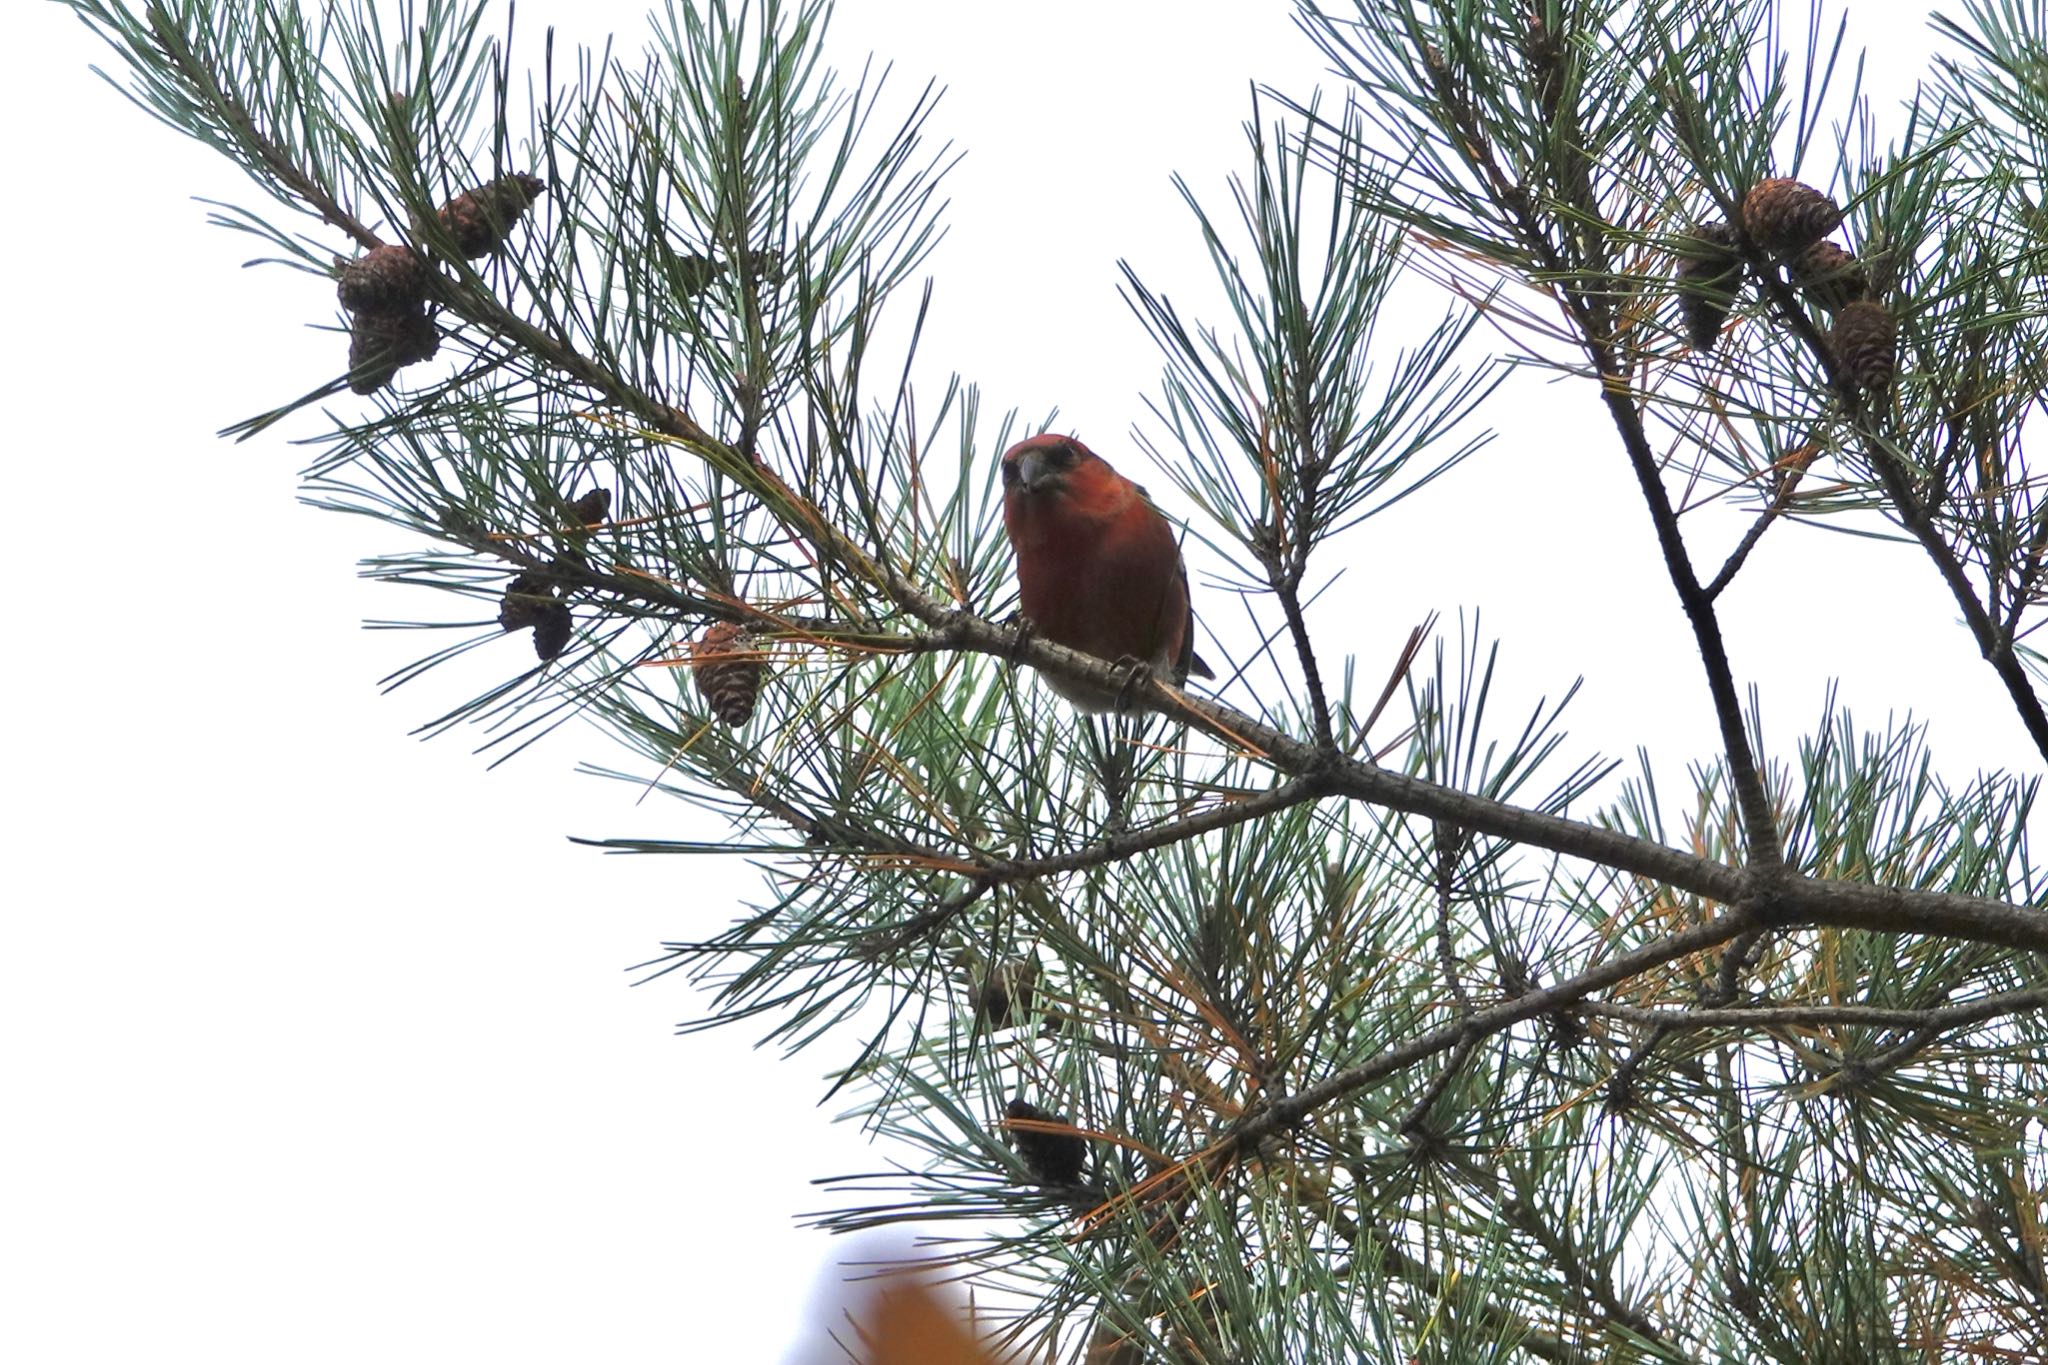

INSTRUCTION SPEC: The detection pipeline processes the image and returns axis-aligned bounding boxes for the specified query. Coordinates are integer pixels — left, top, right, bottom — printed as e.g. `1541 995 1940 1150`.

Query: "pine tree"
61 1 2048 1361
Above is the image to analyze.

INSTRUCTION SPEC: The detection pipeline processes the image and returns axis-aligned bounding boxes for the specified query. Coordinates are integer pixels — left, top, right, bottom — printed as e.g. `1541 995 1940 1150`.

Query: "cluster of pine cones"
496 486 610 662
1675 175 1898 395
334 172 547 395
335 174 782 716
491 486 765 723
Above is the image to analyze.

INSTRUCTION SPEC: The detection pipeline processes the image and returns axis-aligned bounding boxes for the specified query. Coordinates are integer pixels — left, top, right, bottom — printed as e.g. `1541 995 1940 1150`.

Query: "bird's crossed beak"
1009 447 1055 494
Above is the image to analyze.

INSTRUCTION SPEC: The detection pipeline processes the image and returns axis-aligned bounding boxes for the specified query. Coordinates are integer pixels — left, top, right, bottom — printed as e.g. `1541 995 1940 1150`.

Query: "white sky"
3 2 2004 1362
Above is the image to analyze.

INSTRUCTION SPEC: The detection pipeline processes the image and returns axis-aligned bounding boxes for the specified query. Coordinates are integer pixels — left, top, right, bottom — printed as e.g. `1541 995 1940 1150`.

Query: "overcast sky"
4 2 1998 1362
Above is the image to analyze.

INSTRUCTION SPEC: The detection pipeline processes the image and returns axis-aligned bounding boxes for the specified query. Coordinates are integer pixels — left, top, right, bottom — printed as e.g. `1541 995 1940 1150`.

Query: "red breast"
1000 435 1201 708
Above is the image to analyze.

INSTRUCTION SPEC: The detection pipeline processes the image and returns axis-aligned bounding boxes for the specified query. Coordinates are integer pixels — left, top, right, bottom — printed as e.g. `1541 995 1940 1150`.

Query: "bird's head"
1000 434 1100 500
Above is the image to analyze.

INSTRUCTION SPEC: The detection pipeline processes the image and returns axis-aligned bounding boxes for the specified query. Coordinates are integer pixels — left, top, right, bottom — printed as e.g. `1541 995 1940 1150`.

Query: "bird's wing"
1176 561 1214 682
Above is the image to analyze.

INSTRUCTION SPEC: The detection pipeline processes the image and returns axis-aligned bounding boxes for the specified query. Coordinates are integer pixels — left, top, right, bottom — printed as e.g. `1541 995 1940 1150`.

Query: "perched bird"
999 434 1212 711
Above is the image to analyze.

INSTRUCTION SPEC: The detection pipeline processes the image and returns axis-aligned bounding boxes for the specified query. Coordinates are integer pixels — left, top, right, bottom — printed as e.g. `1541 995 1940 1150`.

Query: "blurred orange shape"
850 1274 1000 1365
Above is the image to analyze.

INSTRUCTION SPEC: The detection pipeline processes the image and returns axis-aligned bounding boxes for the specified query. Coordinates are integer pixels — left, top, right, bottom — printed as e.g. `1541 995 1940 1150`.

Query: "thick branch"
1275 573 1335 748
904 601 2048 951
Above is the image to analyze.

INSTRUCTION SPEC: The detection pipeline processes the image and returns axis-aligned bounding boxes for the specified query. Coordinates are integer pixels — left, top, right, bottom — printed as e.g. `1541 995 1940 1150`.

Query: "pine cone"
532 601 574 662
971 958 1039 1031
1521 9 1565 119
1832 300 1898 394
498 570 558 633
1673 221 1744 352
336 244 430 314
438 172 547 258
1787 239 1868 312
1742 177 1842 253
691 621 763 727
346 306 438 394
569 487 611 527
1005 1099 1086 1186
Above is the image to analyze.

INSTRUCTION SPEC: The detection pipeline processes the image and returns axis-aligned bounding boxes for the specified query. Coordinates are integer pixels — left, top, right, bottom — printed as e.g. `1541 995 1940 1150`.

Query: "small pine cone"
971 958 1038 1031
569 487 611 527
1742 177 1843 253
336 244 430 314
1005 1099 1086 1187
498 570 558 633
346 306 438 394
1787 239 1868 312
691 621 763 727
1522 10 1565 119
1673 221 1744 352
1832 299 1898 393
532 601 574 662
438 172 547 258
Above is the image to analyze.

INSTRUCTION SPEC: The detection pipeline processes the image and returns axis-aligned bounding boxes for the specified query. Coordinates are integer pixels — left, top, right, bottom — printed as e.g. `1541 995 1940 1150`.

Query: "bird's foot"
1004 612 1037 662
1112 655 1155 713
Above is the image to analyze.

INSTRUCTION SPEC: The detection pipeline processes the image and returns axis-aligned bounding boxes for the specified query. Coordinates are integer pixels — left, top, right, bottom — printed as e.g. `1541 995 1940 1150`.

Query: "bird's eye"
1001 460 1020 484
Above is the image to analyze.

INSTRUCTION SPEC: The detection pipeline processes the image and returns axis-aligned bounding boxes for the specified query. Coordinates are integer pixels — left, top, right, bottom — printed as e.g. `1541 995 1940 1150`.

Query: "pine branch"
1240 910 1759 1170
59 2 2048 1355
1437 1147 1690 1361
908 598 2048 950
1745 254 2048 761
1308 13 1786 872
1579 986 2048 1033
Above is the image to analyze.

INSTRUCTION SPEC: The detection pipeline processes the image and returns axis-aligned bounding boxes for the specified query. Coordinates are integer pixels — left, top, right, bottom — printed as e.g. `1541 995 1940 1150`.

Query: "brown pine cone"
1742 177 1843 253
498 570 558 633
1005 1099 1086 1187
1673 221 1745 352
569 488 611 527
438 172 547 258
1832 300 1898 394
346 306 438 395
336 244 430 314
970 958 1039 1031
691 621 763 727
1787 240 1869 312
531 601 574 662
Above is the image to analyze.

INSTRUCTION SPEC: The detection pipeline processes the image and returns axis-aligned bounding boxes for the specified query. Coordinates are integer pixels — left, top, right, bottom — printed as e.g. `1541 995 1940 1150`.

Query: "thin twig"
1704 445 1822 599
1420 44 1784 871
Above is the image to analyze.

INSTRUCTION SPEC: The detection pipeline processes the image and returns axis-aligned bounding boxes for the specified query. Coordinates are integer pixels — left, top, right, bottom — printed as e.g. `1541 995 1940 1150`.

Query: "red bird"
999 434 1213 711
